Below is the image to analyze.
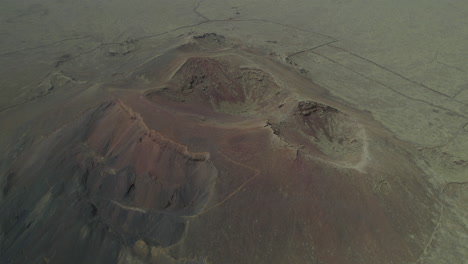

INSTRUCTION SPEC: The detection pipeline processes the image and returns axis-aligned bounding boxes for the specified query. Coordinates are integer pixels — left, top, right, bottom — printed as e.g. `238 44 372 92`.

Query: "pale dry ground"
0 0 467 263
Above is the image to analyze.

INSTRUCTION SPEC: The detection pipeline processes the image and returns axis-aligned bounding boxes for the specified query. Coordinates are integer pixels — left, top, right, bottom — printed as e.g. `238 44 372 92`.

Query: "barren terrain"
1 1 467 264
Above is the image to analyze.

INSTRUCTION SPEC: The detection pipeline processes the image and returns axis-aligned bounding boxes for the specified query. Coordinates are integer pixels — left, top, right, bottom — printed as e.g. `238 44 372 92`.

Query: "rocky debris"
108 39 136 56
264 120 281 135
297 100 338 116
31 71 75 99
193 33 226 44
133 240 149 258
183 74 207 93
55 53 73 67
50 71 75 86
285 57 299 66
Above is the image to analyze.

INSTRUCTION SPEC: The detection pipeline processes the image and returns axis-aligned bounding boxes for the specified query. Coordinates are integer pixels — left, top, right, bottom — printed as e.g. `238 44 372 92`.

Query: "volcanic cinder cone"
0 37 441 264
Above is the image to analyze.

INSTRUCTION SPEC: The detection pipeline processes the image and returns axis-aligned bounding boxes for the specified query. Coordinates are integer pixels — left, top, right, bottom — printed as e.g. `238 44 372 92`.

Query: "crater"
274 100 367 169
145 57 287 117
145 55 364 168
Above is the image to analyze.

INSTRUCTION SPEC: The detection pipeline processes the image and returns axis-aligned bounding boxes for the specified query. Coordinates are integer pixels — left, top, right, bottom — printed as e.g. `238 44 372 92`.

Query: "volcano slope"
0 38 442 264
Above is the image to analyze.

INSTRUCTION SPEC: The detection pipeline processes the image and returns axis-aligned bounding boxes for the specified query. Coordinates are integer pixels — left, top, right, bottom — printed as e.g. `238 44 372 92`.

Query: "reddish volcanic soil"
0 37 441 264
